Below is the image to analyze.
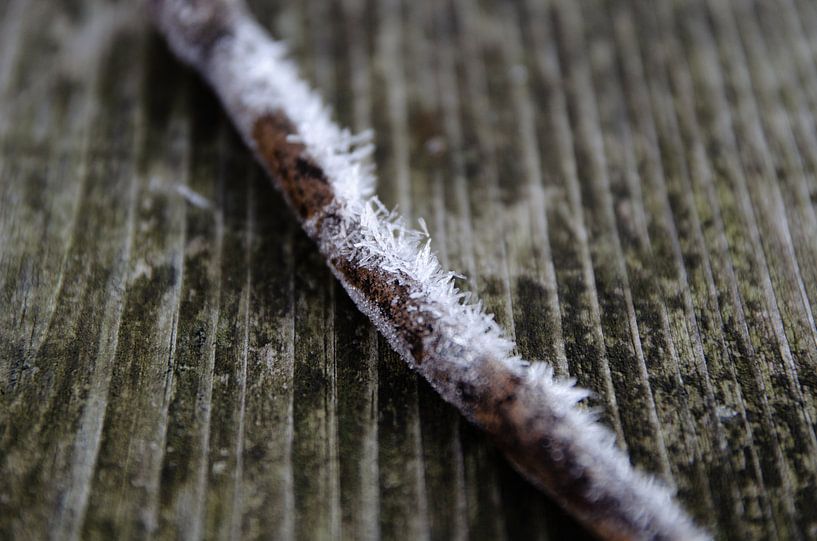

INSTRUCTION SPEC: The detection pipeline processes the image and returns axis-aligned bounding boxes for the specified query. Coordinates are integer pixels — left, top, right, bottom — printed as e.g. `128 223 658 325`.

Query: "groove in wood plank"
238 172 296 540
289 230 342 540
737 1 817 332
498 3 569 379
554 0 674 478
0 0 90 401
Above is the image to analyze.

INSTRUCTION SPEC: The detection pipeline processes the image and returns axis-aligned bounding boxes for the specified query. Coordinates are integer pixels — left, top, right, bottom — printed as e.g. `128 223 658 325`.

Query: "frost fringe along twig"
150 1 708 539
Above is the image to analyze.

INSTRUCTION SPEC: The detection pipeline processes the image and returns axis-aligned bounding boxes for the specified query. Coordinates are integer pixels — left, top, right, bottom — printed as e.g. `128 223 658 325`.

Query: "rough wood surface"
1 0 816 539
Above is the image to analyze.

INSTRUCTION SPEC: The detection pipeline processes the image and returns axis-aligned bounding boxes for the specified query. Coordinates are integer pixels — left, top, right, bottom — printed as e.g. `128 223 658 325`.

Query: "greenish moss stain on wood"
3 0 817 539
604 2 740 532
155 78 223 540
674 5 817 537
81 29 188 540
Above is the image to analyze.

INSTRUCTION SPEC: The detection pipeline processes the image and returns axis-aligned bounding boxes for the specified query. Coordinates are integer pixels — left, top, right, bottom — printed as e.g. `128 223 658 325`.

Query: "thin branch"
149 1 708 539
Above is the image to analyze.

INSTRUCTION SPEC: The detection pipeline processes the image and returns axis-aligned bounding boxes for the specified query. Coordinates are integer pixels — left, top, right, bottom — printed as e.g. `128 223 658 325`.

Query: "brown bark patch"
332 257 436 364
252 112 334 221
469 360 638 541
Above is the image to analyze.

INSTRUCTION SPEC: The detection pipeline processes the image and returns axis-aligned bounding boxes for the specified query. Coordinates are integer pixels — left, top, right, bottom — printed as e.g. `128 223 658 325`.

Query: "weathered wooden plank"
608 2 750 533
5 0 817 539
630 3 782 537
674 5 817 537
1 6 143 536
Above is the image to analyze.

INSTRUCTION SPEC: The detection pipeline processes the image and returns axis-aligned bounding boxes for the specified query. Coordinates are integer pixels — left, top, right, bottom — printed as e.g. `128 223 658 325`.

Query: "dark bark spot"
252 112 334 223
332 258 437 365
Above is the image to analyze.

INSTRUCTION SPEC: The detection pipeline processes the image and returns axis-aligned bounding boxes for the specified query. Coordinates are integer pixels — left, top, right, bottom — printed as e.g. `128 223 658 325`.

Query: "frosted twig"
149 1 708 539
